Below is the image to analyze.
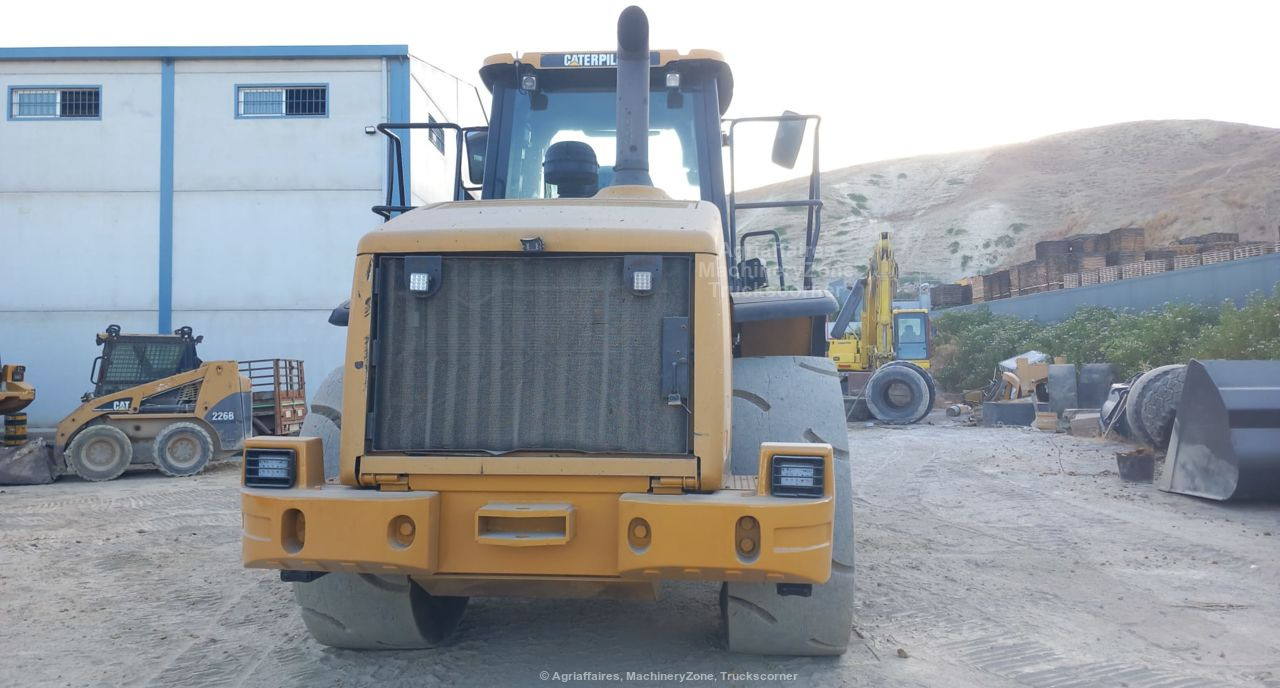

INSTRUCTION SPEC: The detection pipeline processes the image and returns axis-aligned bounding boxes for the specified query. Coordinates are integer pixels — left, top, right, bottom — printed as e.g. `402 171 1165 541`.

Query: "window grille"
10 87 100 119
237 85 327 117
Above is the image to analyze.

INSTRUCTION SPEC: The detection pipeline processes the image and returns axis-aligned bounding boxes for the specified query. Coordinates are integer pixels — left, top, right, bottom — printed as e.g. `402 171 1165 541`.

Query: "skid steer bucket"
1159 359 1280 501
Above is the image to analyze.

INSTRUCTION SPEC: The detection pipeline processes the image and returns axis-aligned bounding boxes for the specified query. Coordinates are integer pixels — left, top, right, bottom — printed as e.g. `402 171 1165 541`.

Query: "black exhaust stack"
614 6 652 187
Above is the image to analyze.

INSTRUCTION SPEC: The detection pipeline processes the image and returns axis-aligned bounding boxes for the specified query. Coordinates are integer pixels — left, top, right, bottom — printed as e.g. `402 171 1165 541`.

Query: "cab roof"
479 49 734 113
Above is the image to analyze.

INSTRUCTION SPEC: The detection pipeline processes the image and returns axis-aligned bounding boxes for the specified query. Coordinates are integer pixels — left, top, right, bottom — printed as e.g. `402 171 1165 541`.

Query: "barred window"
237 85 327 117
10 87 100 119
428 114 445 153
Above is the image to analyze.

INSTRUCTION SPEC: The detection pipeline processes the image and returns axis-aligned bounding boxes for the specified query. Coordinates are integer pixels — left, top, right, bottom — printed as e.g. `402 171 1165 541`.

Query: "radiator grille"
370 255 692 455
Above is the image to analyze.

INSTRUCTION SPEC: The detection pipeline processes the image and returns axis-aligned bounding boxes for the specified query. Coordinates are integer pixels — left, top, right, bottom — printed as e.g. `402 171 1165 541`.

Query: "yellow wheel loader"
55 325 253 481
242 6 854 655
827 231 937 423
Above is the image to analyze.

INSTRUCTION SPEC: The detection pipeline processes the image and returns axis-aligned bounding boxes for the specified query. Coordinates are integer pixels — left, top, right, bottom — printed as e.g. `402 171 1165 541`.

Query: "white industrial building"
0 45 474 425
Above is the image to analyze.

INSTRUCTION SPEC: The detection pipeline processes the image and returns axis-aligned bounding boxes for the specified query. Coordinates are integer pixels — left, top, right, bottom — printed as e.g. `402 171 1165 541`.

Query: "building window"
237 85 327 118
428 114 445 153
9 87 100 119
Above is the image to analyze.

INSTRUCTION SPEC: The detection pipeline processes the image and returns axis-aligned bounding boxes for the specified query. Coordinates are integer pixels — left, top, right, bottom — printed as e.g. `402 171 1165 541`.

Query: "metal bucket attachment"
1159 359 1280 501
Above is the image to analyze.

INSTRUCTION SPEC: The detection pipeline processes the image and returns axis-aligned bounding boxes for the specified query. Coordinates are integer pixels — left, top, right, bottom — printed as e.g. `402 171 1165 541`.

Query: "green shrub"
928 287 1280 391
1189 291 1280 359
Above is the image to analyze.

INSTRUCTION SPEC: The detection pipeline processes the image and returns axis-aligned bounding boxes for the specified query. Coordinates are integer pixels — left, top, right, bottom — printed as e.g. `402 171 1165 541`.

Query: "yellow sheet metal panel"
435 491 621 576
356 198 723 255
243 435 324 488
754 442 833 497
482 49 727 69
616 490 834 584
241 487 440 575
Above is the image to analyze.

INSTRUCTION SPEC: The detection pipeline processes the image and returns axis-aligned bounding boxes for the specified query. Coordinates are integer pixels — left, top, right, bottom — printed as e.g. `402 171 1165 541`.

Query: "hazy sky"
6 0 1279 172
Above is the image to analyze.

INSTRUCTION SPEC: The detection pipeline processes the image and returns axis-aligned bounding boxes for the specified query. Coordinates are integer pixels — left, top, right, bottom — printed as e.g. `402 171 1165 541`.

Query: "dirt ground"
2 422 1278 687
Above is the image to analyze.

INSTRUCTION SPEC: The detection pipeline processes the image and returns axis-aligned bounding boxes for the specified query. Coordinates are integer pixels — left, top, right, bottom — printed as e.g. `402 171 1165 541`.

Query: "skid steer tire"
1137 365 1186 452
294 573 468 650
153 422 215 477
66 425 133 482
1126 364 1182 449
725 356 854 655
864 364 932 425
883 360 937 416
300 367 343 479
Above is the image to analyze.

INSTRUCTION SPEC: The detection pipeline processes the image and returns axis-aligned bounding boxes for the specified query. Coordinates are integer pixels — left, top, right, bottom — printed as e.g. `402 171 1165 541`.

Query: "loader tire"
300 367 343 479
883 360 937 415
725 356 854 655
293 573 467 650
864 364 932 424
66 425 132 482
1126 364 1182 449
1137 365 1186 452
153 422 214 477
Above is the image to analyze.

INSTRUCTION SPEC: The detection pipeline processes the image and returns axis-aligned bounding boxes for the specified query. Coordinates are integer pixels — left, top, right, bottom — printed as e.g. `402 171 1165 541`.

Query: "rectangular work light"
769 455 825 498
244 449 296 488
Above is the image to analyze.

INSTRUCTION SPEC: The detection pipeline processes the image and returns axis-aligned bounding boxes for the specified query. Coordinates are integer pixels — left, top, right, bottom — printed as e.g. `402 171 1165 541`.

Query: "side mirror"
771 110 807 169
464 130 487 186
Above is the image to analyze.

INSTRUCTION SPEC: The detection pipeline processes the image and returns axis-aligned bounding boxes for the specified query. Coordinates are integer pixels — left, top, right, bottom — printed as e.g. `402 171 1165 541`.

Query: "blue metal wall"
944 254 1280 323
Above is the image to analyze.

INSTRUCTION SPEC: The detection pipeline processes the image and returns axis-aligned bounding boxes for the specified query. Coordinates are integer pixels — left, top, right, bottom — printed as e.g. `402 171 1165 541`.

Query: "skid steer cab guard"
54 325 252 481
1160 359 1280 501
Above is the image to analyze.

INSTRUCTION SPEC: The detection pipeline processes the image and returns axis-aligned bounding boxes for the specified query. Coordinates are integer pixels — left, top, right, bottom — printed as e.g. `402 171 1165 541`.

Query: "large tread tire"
1126 364 1182 448
293 573 467 650
864 364 932 425
883 360 938 415
1137 365 1186 451
152 422 215 477
300 367 343 479
66 425 133 482
724 356 854 655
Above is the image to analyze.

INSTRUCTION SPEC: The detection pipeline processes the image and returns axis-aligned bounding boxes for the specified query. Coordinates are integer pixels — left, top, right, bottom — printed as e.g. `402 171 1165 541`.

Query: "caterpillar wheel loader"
827 231 937 423
242 6 854 655
54 325 255 481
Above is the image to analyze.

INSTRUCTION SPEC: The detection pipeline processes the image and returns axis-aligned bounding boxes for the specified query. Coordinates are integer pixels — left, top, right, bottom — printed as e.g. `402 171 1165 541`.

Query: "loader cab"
477 52 731 209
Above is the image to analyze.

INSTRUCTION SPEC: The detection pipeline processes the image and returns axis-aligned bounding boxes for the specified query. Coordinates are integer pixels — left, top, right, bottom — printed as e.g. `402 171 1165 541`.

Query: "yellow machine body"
241 189 838 593
828 232 931 373
0 362 36 416
55 360 251 462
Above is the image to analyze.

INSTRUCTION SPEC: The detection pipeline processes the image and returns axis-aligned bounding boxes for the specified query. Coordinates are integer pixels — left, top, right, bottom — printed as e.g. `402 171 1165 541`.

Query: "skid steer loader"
54 325 254 481
242 6 854 655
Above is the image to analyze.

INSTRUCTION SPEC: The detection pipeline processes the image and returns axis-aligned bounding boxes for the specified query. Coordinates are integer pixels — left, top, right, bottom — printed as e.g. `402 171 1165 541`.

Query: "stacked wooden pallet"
1080 269 1100 286
1063 272 1082 289
1098 266 1121 283
1121 262 1144 279
1078 254 1107 271
1201 249 1234 265
1173 254 1202 270
1108 226 1146 252
1140 259 1169 275
1233 242 1272 260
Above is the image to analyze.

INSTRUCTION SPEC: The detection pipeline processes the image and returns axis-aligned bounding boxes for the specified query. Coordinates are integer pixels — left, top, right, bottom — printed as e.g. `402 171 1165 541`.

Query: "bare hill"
739 120 1280 286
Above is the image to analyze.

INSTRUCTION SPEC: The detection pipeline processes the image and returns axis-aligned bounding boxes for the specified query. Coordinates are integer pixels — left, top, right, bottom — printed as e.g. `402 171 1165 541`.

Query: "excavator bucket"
1159 359 1280 501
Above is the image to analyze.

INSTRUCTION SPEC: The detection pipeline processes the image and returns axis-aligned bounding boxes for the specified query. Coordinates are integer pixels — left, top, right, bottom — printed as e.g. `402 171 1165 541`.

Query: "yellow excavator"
827 231 936 423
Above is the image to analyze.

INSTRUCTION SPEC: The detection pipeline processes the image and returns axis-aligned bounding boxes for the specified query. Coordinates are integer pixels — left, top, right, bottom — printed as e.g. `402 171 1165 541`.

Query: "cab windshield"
500 86 704 200
895 312 929 361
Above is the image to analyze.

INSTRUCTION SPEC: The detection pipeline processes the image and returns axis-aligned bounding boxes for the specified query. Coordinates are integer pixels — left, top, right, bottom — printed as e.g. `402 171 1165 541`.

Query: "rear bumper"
242 485 834 584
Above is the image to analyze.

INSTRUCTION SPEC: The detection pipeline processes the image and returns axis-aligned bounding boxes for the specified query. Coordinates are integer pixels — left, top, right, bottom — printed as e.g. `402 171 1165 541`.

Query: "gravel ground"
1 422 1277 687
